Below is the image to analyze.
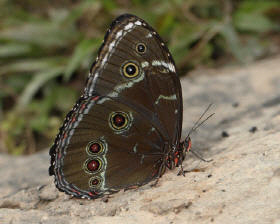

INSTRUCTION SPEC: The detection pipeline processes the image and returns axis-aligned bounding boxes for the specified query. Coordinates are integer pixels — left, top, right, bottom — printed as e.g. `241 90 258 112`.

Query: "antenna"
186 103 215 139
178 104 214 176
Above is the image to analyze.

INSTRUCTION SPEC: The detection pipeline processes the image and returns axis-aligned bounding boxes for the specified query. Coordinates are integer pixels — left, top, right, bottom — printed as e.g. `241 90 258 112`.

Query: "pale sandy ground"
0 56 280 224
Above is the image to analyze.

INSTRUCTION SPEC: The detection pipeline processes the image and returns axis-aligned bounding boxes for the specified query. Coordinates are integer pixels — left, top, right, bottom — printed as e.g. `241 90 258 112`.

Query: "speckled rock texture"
1 56 280 224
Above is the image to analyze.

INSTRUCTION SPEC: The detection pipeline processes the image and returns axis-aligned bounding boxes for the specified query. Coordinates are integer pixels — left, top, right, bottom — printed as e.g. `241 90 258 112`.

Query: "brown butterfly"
49 14 192 199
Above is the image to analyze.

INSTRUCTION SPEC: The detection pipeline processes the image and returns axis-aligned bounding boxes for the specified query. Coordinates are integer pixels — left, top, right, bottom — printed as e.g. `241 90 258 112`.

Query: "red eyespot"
113 114 125 127
86 141 105 156
109 112 130 131
86 159 101 172
89 143 101 153
88 176 102 189
91 178 100 186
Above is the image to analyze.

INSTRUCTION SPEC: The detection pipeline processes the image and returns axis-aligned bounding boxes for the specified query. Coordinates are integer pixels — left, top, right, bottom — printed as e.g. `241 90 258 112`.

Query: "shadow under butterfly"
49 14 211 199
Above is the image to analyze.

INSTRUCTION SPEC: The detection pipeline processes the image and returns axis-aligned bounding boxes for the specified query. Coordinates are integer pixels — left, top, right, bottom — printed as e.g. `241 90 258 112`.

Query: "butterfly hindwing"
51 95 164 198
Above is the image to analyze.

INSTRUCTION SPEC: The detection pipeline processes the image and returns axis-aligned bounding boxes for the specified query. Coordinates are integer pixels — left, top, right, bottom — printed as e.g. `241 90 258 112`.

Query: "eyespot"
86 141 105 156
84 158 103 174
122 62 139 78
89 176 102 189
136 43 146 54
109 111 130 131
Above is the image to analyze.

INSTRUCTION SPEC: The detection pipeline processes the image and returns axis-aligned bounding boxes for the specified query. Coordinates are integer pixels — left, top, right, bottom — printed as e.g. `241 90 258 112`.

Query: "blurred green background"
0 0 279 155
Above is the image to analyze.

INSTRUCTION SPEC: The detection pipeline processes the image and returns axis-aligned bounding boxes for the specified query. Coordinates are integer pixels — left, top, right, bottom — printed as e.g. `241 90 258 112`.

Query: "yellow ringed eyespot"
109 111 130 131
84 158 103 174
86 141 105 155
122 62 139 78
136 43 146 54
89 176 102 188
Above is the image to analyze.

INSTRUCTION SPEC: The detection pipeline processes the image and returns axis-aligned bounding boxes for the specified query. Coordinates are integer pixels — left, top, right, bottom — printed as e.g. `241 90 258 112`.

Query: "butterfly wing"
50 95 164 198
49 14 182 199
85 14 182 145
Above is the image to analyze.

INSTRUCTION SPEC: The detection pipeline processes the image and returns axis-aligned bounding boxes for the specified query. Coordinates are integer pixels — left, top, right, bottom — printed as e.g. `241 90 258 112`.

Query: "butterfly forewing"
86 14 182 144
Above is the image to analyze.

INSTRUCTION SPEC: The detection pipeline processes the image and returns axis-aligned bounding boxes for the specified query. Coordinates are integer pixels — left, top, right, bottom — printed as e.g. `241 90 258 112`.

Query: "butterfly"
49 14 192 199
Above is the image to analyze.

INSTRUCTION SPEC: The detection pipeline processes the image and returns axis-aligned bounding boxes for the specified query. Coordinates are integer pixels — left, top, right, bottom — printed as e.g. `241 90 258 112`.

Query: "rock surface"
1 56 280 224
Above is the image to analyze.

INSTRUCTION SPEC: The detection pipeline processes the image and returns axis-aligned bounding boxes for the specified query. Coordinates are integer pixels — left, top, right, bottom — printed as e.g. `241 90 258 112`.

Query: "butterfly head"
183 136 192 153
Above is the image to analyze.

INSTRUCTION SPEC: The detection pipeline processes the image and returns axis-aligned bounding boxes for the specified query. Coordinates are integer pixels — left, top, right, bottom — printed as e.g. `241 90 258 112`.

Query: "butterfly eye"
136 43 146 54
84 158 103 174
89 176 102 188
122 62 139 78
86 141 105 156
109 111 130 131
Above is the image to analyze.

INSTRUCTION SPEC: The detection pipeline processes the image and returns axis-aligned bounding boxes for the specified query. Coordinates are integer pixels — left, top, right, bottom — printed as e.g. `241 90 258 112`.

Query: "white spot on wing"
141 61 149 68
155 94 177 105
116 30 123 39
152 60 176 73
124 22 134 30
133 143 138 153
152 60 161 66
108 40 116 52
88 20 141 96
148 127 156 135
146 33 152 38
98 71 145 104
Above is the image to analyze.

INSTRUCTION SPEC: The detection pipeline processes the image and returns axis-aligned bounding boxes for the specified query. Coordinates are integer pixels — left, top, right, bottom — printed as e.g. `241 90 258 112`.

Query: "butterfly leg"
177 164 189 176
150 178 160 187
175 149 188 176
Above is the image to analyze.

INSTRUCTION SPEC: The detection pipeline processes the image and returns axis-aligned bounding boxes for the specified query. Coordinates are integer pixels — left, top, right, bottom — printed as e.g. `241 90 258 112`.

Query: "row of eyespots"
83 111 131 189
84 140 106 189
120 42 146 79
